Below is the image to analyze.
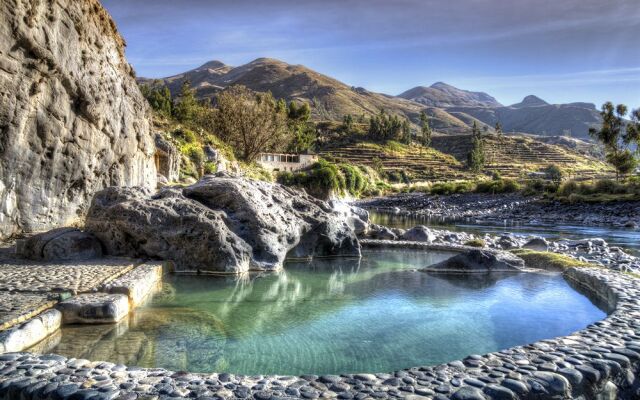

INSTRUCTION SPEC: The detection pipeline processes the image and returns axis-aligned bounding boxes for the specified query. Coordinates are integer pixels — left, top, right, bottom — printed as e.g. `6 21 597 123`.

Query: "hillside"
316 134 610 183
142 59 603 138
431 134 611 179
139 58 471 132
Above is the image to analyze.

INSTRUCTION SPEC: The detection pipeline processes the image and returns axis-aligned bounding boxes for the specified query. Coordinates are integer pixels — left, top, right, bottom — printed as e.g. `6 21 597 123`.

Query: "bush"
465 239 486 248
203 161 217 175
173 128 198 144
558 180 580 196
339 163 368 196
475 179 520 194
543 164 564 184
430 181 475 195
180 143 205 167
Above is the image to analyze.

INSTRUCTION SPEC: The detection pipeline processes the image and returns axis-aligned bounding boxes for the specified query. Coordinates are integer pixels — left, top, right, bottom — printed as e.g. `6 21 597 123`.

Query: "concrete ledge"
0 309 61 353
57 293 129 324
100 261 166 307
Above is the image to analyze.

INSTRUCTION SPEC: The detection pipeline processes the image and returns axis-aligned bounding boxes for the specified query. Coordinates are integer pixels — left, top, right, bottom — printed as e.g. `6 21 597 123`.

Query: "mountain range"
140 58 602 138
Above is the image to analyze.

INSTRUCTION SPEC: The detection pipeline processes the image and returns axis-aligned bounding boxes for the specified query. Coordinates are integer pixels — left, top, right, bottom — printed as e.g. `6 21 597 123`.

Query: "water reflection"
38 249 606 376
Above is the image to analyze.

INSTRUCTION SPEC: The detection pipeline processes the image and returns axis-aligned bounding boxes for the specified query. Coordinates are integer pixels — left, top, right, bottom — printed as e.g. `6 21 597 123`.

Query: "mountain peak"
430 82 455 90
512 95 549 108
196 60 228 70
399 83 502 108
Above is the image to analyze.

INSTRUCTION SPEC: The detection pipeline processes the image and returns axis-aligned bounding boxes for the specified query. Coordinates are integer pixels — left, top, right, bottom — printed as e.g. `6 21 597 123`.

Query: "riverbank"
356 193 640 228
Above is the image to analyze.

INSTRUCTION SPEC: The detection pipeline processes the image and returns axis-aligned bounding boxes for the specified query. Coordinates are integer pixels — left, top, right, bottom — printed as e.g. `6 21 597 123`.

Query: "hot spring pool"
36 249 606 375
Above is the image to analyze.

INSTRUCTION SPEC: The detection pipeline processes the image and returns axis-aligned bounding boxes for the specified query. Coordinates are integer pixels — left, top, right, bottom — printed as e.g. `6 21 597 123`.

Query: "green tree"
214 85 289 162
495 121 503 136
173 81 199 123
400 118 412 144
589 102 636 180
623 108 640 155
140 81 173 117
419 111 432 147
467 121 485 172
341 114 354 132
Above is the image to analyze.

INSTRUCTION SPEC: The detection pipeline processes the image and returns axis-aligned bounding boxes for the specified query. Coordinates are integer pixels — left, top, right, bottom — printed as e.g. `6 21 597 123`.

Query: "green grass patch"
464 239 486 248
510 249 593 271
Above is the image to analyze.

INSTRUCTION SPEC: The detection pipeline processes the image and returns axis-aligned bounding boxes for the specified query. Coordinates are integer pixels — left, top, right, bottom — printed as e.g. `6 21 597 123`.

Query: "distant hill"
444 96 601 137
398 82 502 108
140 58 602 138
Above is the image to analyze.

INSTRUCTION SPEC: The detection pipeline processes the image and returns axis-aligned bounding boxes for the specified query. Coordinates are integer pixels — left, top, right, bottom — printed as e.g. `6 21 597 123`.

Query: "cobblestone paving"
0 293 57 331
0 259 135 294
0 245 138 330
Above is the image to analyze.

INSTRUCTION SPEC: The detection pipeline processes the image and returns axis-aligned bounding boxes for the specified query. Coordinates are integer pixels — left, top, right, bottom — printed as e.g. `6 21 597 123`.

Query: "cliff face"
0 0 157 239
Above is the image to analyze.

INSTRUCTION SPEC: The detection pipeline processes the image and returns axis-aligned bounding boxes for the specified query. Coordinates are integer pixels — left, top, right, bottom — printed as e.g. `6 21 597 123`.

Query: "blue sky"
103 0 640 108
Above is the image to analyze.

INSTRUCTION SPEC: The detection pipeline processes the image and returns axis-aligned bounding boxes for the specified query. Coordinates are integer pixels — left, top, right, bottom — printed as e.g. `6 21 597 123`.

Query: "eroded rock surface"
17 228 103 261
0 0 157 240
85 176 361 273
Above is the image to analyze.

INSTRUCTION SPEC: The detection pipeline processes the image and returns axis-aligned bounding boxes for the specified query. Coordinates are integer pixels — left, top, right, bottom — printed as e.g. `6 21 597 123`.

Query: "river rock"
17 228 103 261
0 0 157 240
522 237 549 251
85 175 360 273
401 226 436 243
423 249 525 273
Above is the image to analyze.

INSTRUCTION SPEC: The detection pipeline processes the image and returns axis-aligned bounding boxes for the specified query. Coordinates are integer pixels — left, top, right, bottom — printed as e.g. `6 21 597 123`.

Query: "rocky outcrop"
423 249 525 273
154 134 180 183
0 0 157 240
85 175 361 273
16 228 103 261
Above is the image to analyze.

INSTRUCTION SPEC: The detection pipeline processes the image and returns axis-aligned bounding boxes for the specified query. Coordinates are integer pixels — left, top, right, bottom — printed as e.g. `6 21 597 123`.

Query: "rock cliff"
0 0 157 239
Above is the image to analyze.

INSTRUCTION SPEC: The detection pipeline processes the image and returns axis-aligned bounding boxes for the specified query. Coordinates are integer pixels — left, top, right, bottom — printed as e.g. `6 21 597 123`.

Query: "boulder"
401 225 436 243
329 201 369 235
523 237 549 251
368 224 397 240
423 249 525 273
496 235 521 249
85 176 361 273
17 228 103 261
0 0 157 240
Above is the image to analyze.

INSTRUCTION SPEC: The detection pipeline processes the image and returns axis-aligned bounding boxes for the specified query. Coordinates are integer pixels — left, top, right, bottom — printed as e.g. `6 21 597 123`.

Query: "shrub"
339 163 368 196
558 180 580 196
475 179 520 194
543 164 564 184
180 143 205 167
203 161 217 175
465 239 486 248
429 181 475 195
173 128 198 144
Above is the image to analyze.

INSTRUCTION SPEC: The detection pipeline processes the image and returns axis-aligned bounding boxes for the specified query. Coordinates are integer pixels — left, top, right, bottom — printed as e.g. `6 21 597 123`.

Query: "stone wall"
0 0 157 239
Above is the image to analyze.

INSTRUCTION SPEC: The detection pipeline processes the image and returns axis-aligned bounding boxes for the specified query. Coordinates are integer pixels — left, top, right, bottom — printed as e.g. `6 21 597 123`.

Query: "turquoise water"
41 249 605 375
370 211 640 255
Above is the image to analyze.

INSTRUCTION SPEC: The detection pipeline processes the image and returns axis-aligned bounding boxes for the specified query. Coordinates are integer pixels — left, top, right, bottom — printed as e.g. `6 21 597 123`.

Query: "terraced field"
319 142 472 181
431 134 612 179
319 135 612 182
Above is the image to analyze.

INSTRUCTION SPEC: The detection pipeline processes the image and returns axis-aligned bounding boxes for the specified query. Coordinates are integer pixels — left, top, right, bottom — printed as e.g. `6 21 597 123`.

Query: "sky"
103 0 640 108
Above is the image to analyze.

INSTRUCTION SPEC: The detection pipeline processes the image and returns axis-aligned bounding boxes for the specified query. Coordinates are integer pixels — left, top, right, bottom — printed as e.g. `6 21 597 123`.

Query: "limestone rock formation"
85 175 361 273
154 134 180 183
0 0 157 240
